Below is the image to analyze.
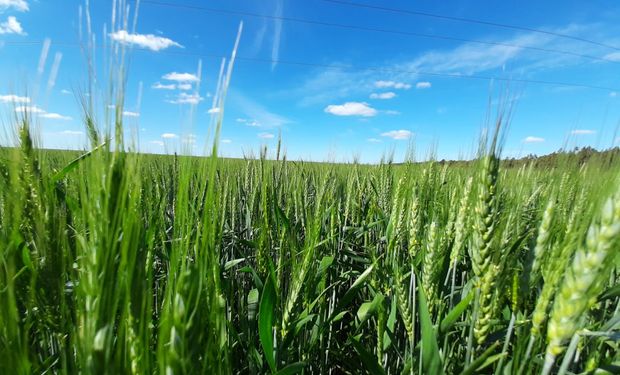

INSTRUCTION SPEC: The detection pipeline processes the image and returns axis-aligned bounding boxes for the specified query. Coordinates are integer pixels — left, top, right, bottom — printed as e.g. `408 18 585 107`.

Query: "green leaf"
21 247 33 270
356 292 384 324
224 258 245 271
477 353 507 372
247 288 259 321
330 264 374 321
240 266 264 292
331 311 348 323
461 341 501 375
294 314 316 335
349 336 386 375
383 297 397 351
317 255 334 277
49 141 106 184
274 362 306 375
418 284 443 375
259 276 277 373
440 290 473 334
600 284 620 302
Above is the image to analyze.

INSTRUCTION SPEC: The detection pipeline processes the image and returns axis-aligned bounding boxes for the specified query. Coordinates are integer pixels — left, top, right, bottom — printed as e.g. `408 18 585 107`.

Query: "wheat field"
0 114 619 374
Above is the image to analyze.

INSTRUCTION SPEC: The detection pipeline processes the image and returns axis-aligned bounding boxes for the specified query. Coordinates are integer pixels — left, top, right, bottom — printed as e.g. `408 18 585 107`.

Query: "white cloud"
161 133 178 139
571 129 596 135
60 89 71 95
152 82 176 90
523 136 544 143
416 81 432 89
109 30 182 51
236 118 261 127
167 92 203 105
207 107 220 114
0 0 29 11
367 138 382 143
123 111 140 117
604 52 620 62
384 110 400 115
162 72 199 82
258 132 275 139
0 16 25 35
370 92 396 100
60 130 83 135
610 92 617 98
15 105 44 113
14 105 71 120
150 140 165 146
177 83 192 90
324 102 377 117
221 139 232 144
0 94 29 103
40 112 72 120
381 130 413 140
375 80 411 90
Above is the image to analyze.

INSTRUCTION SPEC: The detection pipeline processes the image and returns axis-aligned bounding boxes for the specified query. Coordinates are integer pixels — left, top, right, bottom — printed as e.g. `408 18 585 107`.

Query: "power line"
138 0 619 65
323 0 620 52
3 39 618 92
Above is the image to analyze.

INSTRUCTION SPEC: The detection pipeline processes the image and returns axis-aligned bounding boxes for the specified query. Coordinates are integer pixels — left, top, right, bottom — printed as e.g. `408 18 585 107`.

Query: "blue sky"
1 0 619 162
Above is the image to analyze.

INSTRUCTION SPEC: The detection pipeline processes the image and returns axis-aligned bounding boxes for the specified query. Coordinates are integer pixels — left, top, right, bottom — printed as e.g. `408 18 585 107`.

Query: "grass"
1 4 619 373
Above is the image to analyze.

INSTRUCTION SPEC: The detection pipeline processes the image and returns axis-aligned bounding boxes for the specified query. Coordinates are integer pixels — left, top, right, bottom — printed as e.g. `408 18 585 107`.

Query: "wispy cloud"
14 105 72 120
370 92 396 99
271 0 283 69
237 118 261 127
0 16 25 35
384 110 400 115
207 107 220 114
523 136 544 143
36 38 51 75
381 130 413 140
292 22 618 108
570 129 596 135
416 81 432 89
167 92 203 105
161 133 178 139
0 0 29 11
60 89 71 95
293 68 375 106
325 102 377 117
123 111 140 117
40 112 72 120
221 139 232 144
375 80 411 89
610 92 617 98
150 140 164 146
258 132 275 139
152 82 176 90
604 52 620 62
60 130 83 135
177 83 192 90
0 94 29 103
230 91 291 128
162 72 199 82
367 138 382 143
109 30 182 51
